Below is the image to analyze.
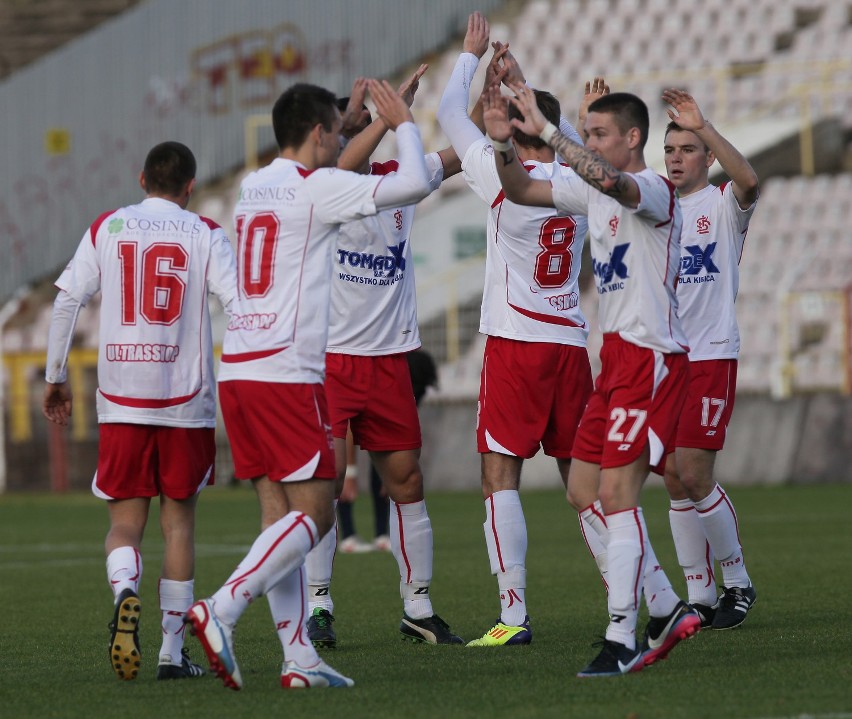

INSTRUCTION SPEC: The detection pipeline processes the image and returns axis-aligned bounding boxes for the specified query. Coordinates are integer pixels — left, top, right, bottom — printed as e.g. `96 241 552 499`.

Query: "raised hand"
506 82 548 136
398 63 428 107
482 85 513 143
340 77 370 138
463 11 490 58
662 88 706 131
369 79 414 131
496 42 526 87
579 76 610 129
484 41 510 90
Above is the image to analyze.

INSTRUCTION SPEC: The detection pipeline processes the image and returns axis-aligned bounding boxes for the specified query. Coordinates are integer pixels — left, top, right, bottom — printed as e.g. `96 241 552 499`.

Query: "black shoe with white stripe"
690 602 718 629
399 614 463 644
712 585 757 630
157 648 206 679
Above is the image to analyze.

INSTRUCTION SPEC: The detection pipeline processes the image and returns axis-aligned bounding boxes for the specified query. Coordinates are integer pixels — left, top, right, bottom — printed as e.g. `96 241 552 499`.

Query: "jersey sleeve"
461 137 504 205
631 172 677 225
307 169 382 224
425 152 445 192
550 171 591 216
722 181 757 232
54 224 104 305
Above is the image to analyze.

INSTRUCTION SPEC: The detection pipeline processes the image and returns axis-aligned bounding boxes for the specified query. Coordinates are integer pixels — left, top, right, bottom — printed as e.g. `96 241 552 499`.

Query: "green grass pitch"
1 482 850 719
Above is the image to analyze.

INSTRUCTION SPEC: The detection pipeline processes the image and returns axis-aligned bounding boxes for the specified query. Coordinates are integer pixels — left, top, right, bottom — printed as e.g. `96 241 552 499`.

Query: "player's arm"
663 88 759 208
482 85 555 207
470 41 510 132
206 227 238 316
506 82 641 208
436 11 491 159
43 289 82 425
339 77 370 141
338 65 428 173
368 79 432 208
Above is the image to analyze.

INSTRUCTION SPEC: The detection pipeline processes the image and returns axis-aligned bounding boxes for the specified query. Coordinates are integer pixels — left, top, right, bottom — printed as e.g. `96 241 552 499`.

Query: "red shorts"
94 424 215 501
219 380 336 482
572 334 689 473
675 359 737 451
325 353 421 451
477 336 593 459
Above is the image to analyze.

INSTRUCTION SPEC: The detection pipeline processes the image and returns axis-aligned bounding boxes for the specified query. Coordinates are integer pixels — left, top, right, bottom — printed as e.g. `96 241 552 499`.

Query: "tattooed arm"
507 82 641 208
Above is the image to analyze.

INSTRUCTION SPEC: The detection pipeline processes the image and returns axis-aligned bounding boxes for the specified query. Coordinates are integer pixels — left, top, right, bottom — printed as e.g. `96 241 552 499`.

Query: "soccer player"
305 67 464 648
483 83 700 675
184 80 434 690
42 141 236 681
437 13 593 647
661 88 759 629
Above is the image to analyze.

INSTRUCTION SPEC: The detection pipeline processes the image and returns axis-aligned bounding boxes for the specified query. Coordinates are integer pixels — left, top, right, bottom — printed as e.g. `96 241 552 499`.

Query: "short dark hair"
664 120 708 152
588 92 650 148
143 141 196 196
272 83 338 150
509 89 561 150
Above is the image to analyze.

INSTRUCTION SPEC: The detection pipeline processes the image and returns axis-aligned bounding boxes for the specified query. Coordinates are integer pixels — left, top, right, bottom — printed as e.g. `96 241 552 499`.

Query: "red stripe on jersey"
296 167 316 178
89 210 118 248
200 216 221 230
98 387 200 408
490 164 537 208
370 160 399 176
508 301 586 328
221 346 287 363
654 174 677 228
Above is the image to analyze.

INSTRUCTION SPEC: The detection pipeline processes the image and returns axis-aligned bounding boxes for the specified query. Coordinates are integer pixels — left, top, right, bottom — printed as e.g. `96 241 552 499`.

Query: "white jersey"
462 137 589 346
676 182 756 360
220 159 387 383
54 197 237 427
551 168 689 354
327 154 444 355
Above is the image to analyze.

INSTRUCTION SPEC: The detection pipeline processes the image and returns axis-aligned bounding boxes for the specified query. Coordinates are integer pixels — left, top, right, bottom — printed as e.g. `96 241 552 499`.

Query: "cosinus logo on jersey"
593 243 630 294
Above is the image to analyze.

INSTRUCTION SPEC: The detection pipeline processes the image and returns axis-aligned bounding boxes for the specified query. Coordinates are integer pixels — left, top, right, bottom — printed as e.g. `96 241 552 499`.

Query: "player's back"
467 150 589 346
73 197 232 426
223 158 384 383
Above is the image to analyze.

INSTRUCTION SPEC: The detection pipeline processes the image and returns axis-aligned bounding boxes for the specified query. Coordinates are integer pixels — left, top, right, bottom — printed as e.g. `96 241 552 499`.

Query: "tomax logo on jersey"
680 242 719 283
593 243 630 294
336 240 407 278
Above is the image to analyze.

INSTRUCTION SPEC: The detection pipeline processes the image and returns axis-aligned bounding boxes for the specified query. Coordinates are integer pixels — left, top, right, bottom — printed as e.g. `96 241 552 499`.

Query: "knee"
385 467 424 504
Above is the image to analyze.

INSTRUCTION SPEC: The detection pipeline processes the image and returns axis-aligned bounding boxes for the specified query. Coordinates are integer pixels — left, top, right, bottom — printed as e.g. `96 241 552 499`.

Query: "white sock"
642 535 680 618
578 500 609 592
267 565 319 668
158 578 193 663
483 491 528 626
391 499 434 619
211 512 318 627
695 484 751 588
106 546 142 599
604 508 646 650
669 498 717 606
305 515 337 614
